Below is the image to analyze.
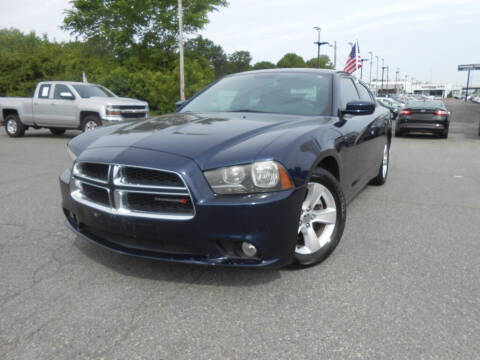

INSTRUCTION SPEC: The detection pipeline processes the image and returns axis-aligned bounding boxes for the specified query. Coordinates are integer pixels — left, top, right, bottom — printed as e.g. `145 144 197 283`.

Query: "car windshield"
72 85 117 98
181 72 333 116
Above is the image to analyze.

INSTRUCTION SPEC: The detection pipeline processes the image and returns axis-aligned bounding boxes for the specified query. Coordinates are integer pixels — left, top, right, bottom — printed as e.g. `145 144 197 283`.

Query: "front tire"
5 114 26 138
82 115 101 132
294 168 346 266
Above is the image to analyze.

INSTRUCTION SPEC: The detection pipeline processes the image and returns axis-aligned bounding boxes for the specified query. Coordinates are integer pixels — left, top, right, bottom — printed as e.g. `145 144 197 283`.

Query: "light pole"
360 59 368 80
395 68 400 95
404 75 408 94
313 27 329 68
178 0 185 101
368 51 373 86
386 66 389 95
375 56 379 95
381 58 385 94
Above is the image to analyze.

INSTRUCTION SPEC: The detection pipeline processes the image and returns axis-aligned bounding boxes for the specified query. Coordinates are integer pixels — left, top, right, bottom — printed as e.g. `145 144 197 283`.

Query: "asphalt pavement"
0 99 479 359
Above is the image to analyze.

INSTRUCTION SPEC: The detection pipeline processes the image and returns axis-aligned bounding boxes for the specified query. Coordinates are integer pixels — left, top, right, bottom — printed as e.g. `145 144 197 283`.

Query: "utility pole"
313 27 329 68
404 75 408 94
368 51 373 86
333 41 337 69
375 56 379 95
465 69 471 102
178 0 185 101
395 68 400 95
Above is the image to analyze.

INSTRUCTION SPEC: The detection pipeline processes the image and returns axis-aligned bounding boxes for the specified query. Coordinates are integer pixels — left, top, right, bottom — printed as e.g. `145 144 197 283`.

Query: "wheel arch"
79 111 100 126
3 108 20 121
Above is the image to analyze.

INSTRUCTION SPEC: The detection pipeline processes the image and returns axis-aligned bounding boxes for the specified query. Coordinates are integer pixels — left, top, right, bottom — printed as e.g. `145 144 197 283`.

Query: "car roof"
38 81 100 86
226 68 340 77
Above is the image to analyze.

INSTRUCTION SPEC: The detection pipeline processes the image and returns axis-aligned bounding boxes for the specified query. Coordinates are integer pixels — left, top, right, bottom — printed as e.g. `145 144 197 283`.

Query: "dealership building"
370 79 457 98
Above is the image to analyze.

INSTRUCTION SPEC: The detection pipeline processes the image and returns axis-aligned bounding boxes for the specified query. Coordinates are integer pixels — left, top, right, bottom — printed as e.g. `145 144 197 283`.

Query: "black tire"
50 128 66 135
370 142 390 186
81 115 101 132
4 114 26 138
294 168 346 267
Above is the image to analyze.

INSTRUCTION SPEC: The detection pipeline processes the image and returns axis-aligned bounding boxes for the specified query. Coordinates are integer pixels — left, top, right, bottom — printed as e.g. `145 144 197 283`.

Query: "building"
369 79 454 98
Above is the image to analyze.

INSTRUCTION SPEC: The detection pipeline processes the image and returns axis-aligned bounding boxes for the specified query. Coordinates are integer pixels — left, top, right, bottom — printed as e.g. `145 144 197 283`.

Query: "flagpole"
355 39 359 83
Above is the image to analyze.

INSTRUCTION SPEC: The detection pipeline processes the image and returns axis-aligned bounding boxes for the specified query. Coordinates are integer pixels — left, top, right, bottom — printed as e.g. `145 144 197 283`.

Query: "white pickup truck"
0 81 149 137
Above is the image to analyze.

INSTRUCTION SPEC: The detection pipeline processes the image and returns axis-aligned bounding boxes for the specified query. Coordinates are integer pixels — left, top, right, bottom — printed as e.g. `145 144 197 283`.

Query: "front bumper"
60 159 305 268
101 114 148 126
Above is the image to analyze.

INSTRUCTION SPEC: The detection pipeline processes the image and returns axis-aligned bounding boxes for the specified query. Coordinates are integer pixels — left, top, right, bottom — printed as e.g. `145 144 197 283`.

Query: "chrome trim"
73 162 110 184
112 165 188 190
70 162 196 221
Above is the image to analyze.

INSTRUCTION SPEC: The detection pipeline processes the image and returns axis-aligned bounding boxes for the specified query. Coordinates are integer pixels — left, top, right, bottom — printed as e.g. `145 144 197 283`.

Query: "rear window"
407 101 445 109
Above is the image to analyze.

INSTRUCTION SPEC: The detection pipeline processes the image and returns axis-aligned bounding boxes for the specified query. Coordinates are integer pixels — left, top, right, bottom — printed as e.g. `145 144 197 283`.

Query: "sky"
1 0 479 87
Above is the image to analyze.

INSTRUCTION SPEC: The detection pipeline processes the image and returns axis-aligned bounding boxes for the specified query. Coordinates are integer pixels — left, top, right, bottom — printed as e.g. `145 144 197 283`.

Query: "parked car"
60 69 392 268
471 96 480 104
395 100 450 138
377 97 403 119
0 81 149 137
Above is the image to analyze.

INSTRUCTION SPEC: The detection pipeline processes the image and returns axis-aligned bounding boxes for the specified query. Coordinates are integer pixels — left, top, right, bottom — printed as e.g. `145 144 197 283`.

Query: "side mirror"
175 100 187 111
60 92 75 100
343 101 375 116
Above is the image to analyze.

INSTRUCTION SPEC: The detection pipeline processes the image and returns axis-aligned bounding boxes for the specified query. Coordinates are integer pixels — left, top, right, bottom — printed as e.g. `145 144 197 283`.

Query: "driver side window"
340 78 359 109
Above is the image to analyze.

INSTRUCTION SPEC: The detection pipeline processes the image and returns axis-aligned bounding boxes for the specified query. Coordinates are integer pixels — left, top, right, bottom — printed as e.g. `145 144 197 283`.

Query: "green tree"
277 53 305 68
226 50 252 73
185 35 227 78
252 61 276 70
62 0 228 58
305 55 334 69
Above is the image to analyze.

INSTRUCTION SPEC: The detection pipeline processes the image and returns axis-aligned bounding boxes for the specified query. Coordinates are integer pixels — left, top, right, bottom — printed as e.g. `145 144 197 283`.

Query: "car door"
33 83 54 125
50 84 78 127
334 76 365 193
355 82 388 177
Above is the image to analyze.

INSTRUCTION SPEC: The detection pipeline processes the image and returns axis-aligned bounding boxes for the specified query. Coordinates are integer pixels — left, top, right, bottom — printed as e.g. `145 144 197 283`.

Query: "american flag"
344 42 362 74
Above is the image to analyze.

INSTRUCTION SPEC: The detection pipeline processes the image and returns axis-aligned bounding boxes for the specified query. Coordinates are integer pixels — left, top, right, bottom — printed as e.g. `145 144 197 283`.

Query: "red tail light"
434 110 448 116
399 110 411 116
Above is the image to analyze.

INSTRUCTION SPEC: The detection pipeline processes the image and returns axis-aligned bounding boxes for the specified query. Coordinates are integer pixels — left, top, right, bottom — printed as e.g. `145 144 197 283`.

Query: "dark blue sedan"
60 69 392 268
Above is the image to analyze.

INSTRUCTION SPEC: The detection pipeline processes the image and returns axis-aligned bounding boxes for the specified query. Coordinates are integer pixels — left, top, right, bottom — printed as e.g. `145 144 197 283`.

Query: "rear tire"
50 128 66 135
293 168 346 267
370 143 390 186
82 115 101 132
5 114 26 138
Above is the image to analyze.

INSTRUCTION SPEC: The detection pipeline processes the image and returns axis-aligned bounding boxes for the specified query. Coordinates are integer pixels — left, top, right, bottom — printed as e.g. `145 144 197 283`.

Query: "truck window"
54 84 73 99
39 85 51 99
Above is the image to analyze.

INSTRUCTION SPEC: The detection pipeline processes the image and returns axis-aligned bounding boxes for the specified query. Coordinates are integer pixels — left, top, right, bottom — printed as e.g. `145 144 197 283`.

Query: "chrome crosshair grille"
71 162 195 220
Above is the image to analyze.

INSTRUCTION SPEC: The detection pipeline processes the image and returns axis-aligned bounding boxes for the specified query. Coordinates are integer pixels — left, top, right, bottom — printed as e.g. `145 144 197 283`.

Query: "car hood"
86 97 148 106
72 112 331 170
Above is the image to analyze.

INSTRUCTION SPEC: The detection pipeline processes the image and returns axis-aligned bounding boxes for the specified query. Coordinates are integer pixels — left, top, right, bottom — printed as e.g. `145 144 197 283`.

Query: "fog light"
241 242 257 257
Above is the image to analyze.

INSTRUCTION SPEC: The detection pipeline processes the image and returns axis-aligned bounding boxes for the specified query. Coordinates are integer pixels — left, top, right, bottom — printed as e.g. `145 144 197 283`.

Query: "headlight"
204 161 294 194
67 146 77 163
106 105 121 116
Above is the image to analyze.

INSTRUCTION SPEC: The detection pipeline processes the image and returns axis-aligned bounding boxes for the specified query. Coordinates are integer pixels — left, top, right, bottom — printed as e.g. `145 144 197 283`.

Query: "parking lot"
0 99 479 359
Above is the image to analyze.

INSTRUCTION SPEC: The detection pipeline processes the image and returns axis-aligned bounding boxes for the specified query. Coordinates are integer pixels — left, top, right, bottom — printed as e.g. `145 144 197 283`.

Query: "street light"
375 56 379 95
381 58 385 93
368 51 373 86
313 27 329 68
360 59 368 80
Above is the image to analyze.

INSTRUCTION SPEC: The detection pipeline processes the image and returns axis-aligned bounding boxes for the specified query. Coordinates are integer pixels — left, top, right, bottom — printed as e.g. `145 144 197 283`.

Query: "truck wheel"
82 115 101 132
50 128 66 135
5 114 26 138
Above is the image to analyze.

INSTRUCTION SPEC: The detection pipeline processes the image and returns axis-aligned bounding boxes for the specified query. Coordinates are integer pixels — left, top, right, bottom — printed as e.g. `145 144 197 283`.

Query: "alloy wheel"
7 119 17 135
382 144 389 178
296 182 337 255
84 120 98 132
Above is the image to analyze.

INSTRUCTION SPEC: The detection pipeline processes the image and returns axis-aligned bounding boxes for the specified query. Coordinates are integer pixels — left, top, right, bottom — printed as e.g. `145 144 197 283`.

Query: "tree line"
0 0 333 114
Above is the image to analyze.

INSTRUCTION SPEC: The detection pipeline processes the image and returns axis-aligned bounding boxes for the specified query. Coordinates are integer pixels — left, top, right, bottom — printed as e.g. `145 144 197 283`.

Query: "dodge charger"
60 69 392 268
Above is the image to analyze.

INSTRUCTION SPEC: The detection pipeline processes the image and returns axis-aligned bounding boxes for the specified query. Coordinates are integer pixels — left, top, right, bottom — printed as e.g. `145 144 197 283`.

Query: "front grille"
123 167 184 187
82 183 110 206
125 193 193 215
74 163 109 182
118 105 147 110
121 113 147 119
71 163 195 220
